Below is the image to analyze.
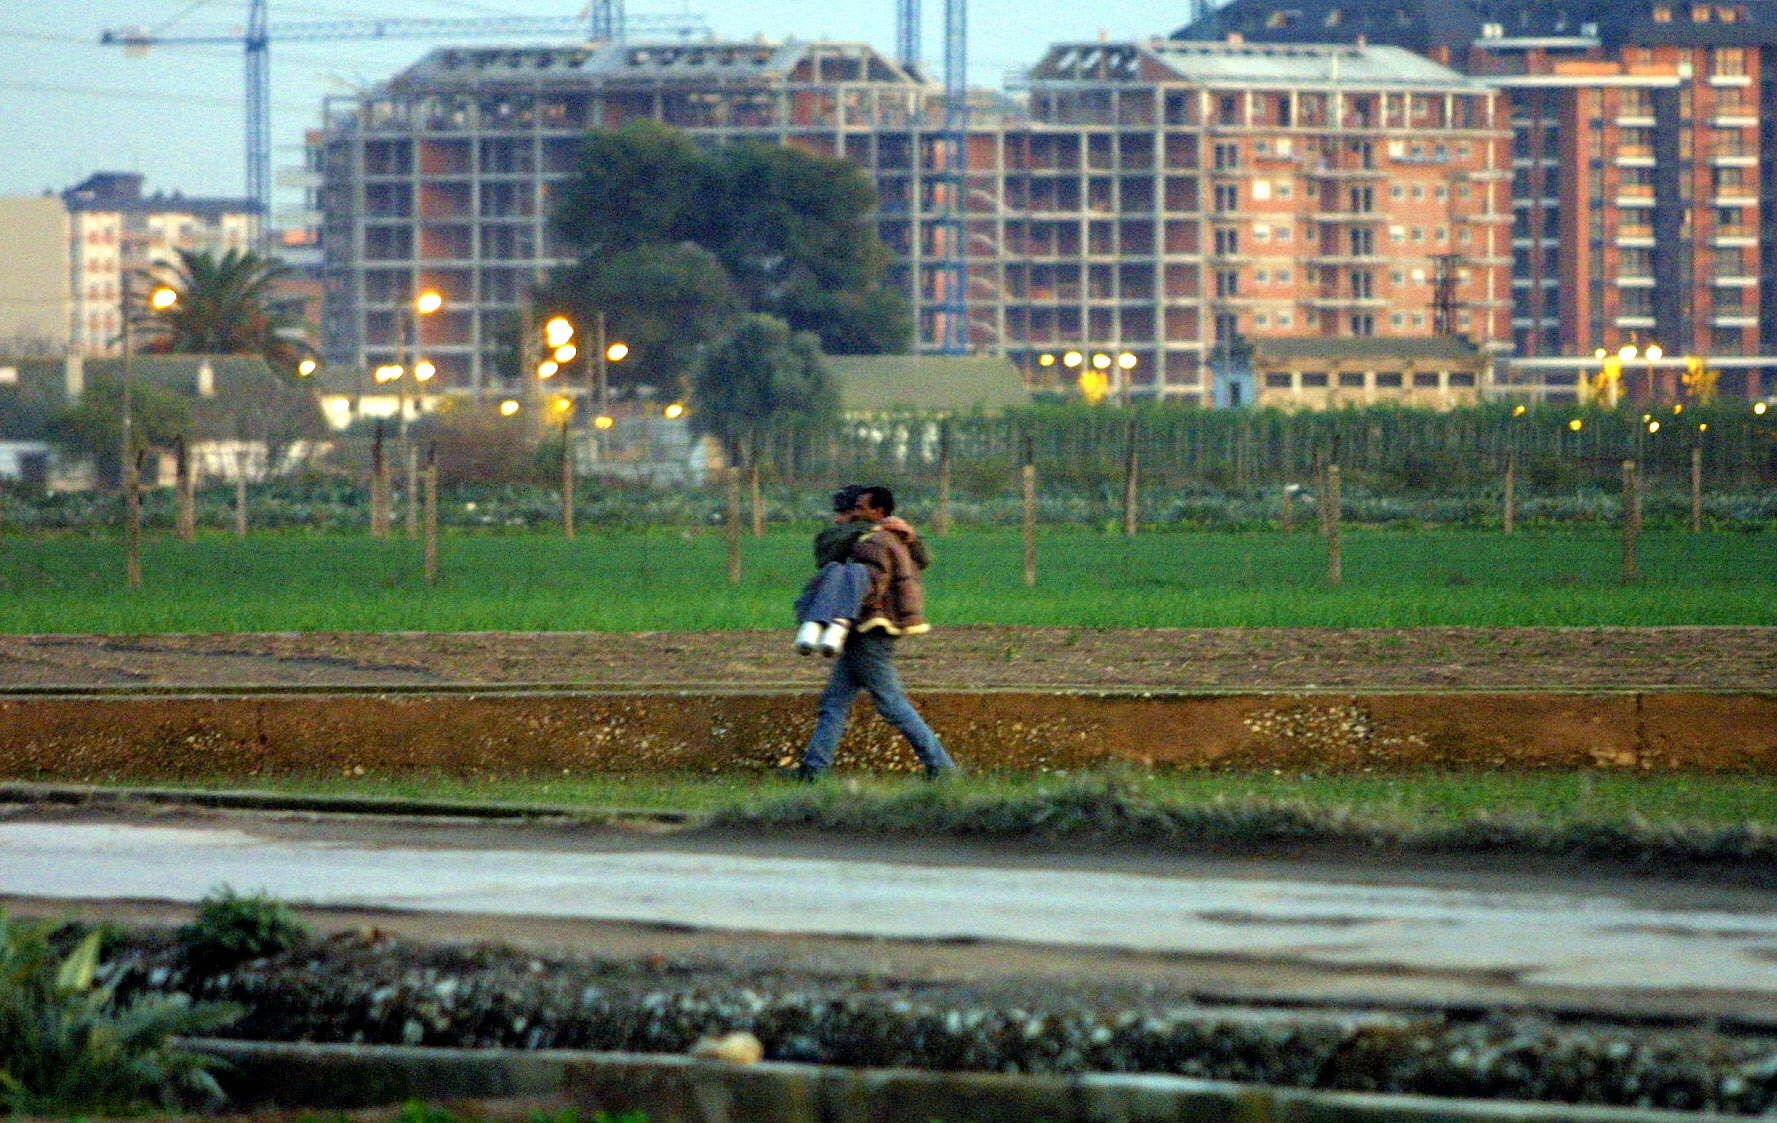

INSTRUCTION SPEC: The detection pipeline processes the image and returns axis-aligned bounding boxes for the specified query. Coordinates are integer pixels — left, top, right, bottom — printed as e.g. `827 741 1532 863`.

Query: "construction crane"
100 1 708 231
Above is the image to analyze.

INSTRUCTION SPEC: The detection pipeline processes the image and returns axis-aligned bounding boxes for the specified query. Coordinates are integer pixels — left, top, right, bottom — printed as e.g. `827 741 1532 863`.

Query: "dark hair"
831 484 870 513
860 485 895 516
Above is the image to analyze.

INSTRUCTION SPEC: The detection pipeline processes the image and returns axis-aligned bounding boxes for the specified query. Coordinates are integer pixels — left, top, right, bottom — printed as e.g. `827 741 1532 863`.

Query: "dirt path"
1 627 1773 691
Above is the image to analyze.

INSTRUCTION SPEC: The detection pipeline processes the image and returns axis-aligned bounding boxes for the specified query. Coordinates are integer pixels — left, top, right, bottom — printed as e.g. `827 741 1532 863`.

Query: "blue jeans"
802 631 956 772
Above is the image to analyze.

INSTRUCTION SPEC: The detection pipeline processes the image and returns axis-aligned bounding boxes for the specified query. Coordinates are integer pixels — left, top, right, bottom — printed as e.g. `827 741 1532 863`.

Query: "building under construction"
317 34 1509 401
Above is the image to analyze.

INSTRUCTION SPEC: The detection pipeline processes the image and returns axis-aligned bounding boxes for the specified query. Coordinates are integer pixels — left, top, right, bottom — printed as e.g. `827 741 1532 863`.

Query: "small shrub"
0 912 240 1113
178 885 309 973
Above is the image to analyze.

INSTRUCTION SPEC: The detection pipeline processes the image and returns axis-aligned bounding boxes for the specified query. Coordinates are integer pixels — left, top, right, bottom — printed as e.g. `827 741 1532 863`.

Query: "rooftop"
395 39 922 88
1030 38 1479 88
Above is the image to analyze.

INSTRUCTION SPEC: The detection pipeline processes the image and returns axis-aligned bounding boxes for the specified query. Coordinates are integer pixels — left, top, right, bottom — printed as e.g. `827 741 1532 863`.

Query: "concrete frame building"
314 36 1508 402
0 196 72 356
61 173 260 358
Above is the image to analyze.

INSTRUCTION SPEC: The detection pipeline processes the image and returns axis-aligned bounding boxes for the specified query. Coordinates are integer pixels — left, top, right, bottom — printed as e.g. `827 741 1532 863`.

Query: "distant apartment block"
61 173 260 357
1181 0 1777 401
0 196 72 355
314 36 1508 402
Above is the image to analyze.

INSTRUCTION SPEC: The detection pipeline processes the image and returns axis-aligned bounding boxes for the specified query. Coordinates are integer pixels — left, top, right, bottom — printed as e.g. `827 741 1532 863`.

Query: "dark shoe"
777 764 825 783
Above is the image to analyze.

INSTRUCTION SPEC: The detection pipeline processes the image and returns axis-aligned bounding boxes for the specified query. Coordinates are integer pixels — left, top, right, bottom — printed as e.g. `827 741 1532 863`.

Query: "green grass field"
1 527 1773 632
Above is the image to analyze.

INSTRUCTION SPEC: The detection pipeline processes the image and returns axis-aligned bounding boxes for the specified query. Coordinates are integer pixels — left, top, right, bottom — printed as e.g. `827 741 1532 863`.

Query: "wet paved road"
5 818 1777 1000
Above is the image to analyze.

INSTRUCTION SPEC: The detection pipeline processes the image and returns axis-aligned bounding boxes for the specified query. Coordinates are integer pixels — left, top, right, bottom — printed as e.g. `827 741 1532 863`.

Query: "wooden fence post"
726 465 743 585
233 448 248 540
404 439 419 540
935 419 953 538
1621 459 1641 583
750 462 765 538
1121 414 1140 537
1325 463 1343 586
371 423 390 539
423 442 439 586
125 449 143 591
1021 432 1037 588
174 436 196 543
1280 484 1295 533
561 420 575 540
1691 442 1703 534
1503 447 1517 536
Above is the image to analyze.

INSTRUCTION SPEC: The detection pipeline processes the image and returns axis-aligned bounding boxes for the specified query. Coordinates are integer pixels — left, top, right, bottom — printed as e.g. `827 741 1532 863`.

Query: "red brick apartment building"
1184 0 1777 402
315 36 1508 402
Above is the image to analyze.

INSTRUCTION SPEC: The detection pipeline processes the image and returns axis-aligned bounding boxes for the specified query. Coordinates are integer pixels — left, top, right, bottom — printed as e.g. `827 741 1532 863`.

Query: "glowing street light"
594 414 615 430
536 359 560 380
544 316 574 349
1569 418 1584 431
415 290 444 316
664 402 686 420
1091 353 1112 370
498 399 521 416
1062 351 1084 369
413 360 437 383
297 358 318 377
150 286 178 311
1116 352 1138 370
1756 402 1769 415
553 344 578 364
605 342 629 363
1037 353 1056 368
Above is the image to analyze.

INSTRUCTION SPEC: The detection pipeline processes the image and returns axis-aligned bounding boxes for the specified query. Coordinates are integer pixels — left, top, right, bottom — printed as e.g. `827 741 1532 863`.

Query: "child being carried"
792 487 874 657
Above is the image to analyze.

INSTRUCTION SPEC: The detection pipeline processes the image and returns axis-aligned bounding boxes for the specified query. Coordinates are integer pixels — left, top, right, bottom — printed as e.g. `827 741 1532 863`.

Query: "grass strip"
80 770 1777 873
713 774 1777 872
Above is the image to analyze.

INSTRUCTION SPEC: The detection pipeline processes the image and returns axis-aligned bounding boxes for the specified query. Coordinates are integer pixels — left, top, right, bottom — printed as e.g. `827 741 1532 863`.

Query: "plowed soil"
1 627 1773 691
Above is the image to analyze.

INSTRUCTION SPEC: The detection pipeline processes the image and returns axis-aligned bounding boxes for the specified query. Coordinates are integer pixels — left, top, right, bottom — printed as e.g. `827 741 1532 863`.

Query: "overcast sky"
0 0 1187 211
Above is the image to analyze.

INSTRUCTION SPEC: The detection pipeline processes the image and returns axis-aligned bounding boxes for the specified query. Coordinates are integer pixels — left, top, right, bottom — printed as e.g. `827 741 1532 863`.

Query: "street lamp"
398 290 443 538
297 358 318 377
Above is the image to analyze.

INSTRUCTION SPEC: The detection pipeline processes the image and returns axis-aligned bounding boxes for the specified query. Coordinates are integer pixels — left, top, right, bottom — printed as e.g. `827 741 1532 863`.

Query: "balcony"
1614 226 1655 245
1712 314 1758 327
1613 114 1657 128
1613 314 1656 328
1615 275 1656 287
1712 274 1758 286
1708 72 1752 86
1710 153 1756 167
1308 211 1390 223
1308 162 1387 178
1304 294 1389 309
1713 193 1757 207
1613 190 1656 209
1308 253 1386 265
1612 146 1656 167
1711 114 1758 128
1712 228 1758 247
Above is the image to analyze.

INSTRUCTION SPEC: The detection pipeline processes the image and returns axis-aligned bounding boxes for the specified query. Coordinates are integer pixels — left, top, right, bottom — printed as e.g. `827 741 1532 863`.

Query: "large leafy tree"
145 249 309 370
550 121 911 391
690 314 839 464
543 242 741 397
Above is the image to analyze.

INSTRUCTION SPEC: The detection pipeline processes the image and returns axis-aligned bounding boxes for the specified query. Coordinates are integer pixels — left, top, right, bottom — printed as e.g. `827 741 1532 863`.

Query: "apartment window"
1719 207 1744 227
1715 167 1746 189
1411 184 1425 200
1266 372 1293 388
1213 184 1240 211
1411 227 1426 242
1349 185 1374 212
1301 371 1329 387
1714 47 1747 75
1339 371 1365 387
1376 371 1403 387
1392 269 1405 284
1350 228 1374 254
1349 314 1375 336
1449 372 1476 387
1213 142 1241 169
1413 372 1440 388
1392 311 1407 326
1214 227 1240 254
1391 184 1405 200
1277 269 1292 283
1277 182 1293 199
1621 248 1653 274
1215 269 1240 296
1349 270 1373 298
1255 269 1270 283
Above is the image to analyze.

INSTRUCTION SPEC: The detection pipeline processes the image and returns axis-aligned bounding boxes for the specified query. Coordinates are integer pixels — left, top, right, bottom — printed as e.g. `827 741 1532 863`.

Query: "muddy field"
2 627 1774 691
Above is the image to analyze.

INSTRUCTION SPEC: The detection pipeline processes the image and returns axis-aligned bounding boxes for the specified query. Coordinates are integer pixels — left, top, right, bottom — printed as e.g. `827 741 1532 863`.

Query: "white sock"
818 621 849 656
795 621 822 653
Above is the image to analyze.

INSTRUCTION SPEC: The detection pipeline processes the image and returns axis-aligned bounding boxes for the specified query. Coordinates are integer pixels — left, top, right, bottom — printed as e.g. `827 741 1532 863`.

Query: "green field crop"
0 527 1773 632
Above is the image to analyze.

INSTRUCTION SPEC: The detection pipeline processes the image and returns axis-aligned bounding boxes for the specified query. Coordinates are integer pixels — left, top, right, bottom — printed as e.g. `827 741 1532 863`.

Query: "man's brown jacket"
852 524 931 636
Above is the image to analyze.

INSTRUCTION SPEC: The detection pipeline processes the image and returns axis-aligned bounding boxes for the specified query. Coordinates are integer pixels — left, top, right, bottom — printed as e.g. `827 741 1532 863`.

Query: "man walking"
793 484 959 781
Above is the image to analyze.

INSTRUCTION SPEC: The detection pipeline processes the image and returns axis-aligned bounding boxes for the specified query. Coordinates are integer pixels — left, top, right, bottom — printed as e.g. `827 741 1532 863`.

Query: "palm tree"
144 248 310 370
